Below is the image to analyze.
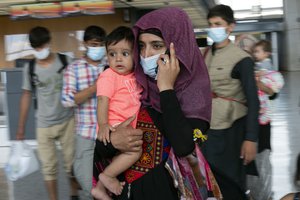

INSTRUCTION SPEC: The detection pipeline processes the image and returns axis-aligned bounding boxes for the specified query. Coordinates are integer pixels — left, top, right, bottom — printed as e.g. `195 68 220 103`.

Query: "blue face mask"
206 27 228 43
87 46 106 61
140 54 161 79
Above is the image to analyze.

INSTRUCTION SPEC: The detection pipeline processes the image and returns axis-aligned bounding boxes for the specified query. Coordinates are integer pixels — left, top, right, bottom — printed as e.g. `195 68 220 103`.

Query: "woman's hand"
156 43 180 92
110 115 143 152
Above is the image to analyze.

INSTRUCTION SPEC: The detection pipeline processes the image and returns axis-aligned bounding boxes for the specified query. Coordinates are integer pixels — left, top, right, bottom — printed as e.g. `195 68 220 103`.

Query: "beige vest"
205 43 250 129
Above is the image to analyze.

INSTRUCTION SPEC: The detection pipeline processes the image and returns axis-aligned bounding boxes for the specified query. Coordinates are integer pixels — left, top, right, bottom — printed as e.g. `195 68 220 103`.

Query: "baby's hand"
98 124 115 145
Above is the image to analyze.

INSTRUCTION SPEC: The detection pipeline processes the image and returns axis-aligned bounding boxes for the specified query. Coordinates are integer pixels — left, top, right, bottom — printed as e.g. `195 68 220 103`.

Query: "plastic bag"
4 141 39 181
247 150 273 200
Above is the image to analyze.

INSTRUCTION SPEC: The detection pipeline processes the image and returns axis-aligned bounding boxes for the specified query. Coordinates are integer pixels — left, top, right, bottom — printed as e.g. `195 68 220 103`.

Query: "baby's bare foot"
99 173 124 195
91 181 112 200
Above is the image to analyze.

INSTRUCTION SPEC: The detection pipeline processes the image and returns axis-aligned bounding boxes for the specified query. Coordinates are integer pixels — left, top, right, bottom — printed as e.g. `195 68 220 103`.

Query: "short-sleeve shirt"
96 68 142 128
22 54 73 128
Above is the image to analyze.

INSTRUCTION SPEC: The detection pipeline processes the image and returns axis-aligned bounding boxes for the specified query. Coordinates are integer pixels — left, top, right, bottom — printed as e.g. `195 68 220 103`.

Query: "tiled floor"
0 151 70 200
0 71 299 200
0 169 9 200
271 71 300 199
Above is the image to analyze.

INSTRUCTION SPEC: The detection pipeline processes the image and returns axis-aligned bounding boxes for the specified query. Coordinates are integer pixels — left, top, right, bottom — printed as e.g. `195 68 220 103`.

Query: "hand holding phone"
156 49 170 73
156 42 180 92
162 49 170 62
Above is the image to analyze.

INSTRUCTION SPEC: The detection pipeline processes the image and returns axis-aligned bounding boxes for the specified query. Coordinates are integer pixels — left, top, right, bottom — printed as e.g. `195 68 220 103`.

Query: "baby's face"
107 39 134 75
252 46 269 62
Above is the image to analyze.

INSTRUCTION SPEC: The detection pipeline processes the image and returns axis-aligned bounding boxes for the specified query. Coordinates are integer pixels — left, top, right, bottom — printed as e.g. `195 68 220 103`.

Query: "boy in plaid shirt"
62 25 107 200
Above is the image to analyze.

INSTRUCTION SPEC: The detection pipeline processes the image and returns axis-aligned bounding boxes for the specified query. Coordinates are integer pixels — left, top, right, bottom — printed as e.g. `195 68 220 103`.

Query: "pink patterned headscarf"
133 7 211 122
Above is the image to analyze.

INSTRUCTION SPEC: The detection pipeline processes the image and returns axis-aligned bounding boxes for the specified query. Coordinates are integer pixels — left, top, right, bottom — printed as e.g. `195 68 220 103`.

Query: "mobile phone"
156 49 170 73
164 49 170 57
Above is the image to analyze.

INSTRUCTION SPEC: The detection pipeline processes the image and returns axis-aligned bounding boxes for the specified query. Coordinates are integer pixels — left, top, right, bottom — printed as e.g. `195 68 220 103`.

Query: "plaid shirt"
62 58 106 140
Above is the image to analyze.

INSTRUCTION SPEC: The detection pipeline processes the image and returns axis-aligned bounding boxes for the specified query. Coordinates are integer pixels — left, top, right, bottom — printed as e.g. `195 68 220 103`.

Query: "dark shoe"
70 195 79 200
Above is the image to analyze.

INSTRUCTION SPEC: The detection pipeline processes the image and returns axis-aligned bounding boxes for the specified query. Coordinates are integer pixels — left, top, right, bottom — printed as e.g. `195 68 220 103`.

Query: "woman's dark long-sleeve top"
94 90 209 200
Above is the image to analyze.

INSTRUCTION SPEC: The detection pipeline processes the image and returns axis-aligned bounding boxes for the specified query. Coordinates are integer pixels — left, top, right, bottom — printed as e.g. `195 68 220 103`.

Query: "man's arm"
232 57 260 142
257 80 275 95
74 84 96 105
232 57 260 165
62 63 97 107
16 90 32 140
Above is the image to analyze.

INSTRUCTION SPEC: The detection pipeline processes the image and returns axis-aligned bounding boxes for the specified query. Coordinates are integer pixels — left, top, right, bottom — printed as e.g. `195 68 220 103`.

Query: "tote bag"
165 144 223 200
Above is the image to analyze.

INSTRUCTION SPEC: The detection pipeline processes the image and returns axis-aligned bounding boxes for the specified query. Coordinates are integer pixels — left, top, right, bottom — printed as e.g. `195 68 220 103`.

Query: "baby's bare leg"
100 150 142 195
91 180 112 200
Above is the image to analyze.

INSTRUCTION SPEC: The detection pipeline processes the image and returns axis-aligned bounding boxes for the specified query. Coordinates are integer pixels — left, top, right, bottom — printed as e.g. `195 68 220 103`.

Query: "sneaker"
70 196 79 200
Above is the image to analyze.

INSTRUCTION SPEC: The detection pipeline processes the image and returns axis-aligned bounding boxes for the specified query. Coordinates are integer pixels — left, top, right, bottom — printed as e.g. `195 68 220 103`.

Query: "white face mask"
140 54 161 79
87 46 106 61
33 47 50 60
206 27 228 43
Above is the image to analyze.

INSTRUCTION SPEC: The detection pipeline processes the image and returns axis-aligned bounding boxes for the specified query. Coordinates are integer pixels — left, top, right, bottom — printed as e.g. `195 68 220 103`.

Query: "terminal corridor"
0 72 299 200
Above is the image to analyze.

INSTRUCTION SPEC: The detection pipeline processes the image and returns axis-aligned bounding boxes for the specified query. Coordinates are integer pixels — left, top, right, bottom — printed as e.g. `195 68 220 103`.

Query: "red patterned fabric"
124 108 170 183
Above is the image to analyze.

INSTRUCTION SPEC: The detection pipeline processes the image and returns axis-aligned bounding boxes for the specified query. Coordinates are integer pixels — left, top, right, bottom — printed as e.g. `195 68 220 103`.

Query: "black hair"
254 40 272 53
83 25 106 42
106 26 134 49
207 4 235 24
29 26 51 48
140 28 163 39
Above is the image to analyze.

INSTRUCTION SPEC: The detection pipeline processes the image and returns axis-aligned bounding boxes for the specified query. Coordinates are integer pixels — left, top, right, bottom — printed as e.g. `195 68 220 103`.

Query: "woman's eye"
138 43 145 50
153 44 164 50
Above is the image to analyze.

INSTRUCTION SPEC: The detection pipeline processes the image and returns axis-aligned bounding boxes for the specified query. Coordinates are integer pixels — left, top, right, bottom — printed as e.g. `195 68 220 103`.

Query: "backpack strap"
29 59 38 109
57 53 68 73
29 53 68 109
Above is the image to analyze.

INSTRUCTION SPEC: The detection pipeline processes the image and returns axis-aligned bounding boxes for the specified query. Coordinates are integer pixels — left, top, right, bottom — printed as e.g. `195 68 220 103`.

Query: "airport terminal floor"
0 71 299 200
